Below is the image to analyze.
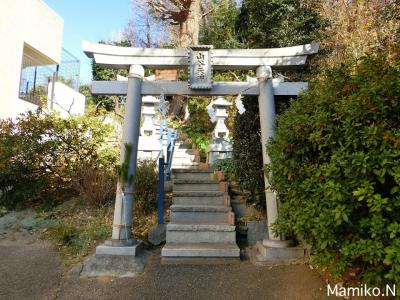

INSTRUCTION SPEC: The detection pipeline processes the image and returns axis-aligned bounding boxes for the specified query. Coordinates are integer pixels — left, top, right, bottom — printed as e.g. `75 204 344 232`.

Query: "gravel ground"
0 231 331 300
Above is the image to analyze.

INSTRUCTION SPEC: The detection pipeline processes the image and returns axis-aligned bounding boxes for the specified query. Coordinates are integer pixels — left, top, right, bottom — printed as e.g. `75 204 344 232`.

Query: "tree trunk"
171 0 202 119
179 0 201 47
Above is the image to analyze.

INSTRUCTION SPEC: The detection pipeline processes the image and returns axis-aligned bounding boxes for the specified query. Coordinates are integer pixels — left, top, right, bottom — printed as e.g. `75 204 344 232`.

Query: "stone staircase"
170 142 199 169
161 168 240 262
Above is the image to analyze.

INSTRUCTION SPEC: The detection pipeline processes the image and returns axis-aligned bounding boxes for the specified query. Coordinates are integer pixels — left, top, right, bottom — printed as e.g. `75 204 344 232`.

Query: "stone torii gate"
82 41 318 257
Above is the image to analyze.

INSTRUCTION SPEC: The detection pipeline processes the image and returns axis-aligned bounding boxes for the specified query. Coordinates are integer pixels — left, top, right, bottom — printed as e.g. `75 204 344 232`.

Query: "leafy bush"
180 97 214 159
71 162 117 207
231 96 265 207
212 158 236 181
237 0 322 48
267 55 400 286
201 1 242 49
134 159 158 215
0 109 116 209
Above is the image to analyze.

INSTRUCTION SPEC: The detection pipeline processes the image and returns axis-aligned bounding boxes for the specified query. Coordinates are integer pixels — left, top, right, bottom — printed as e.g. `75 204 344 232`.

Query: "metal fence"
19 48 80 106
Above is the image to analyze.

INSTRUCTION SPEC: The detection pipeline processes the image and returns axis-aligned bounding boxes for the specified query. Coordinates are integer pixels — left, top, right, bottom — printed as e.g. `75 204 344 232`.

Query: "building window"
19 45 80 106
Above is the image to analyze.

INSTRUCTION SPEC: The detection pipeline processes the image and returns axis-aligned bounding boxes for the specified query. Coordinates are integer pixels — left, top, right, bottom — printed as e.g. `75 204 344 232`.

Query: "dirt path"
0 231 331 300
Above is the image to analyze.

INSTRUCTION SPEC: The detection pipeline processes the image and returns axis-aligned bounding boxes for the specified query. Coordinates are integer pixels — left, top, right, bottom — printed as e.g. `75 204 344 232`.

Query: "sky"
44 0 132 84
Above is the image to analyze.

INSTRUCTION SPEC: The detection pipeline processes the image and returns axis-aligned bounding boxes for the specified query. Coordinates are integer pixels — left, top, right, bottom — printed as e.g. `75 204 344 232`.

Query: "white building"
0 0 84 119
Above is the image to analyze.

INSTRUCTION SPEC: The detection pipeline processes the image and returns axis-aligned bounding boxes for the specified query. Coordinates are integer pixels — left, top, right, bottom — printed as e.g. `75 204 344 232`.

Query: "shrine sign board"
188 45 213 90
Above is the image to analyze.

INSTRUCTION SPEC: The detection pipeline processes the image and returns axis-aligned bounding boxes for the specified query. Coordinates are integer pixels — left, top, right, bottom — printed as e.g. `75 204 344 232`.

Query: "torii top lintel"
82 40 319 71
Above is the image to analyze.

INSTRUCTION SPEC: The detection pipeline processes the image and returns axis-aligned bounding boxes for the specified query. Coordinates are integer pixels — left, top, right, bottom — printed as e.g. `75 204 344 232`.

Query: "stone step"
173 179 221 192
172 153 196 160
171 163 199 169
170 206 231 224
172 155 196 161
172 143 192 150
171 158 197 166
172 191 228 206
171 164 199 169
173 169 215 180
173 169 214 173
166 224 236 243
170 205 231 212
161 242 240 258
173 191 227 197
172 194 226 206
173 146 194 152
174 151 196 159
167 223 235 231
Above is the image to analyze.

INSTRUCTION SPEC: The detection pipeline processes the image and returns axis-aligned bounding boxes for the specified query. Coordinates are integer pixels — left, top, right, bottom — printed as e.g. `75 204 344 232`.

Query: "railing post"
166 128 172 181
157 156 165 225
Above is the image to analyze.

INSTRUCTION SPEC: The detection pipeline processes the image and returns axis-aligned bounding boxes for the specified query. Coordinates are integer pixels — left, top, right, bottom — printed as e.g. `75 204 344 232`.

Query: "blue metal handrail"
157 120 178 224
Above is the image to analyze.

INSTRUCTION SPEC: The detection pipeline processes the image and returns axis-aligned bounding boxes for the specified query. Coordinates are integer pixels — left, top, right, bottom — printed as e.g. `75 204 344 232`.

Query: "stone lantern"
207 97 233 164
138 96 160 160
140 96 159 137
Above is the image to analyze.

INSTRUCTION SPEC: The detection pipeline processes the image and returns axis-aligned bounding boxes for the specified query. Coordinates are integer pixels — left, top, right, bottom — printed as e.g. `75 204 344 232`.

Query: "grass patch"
41 199 113 267
40 196 170 267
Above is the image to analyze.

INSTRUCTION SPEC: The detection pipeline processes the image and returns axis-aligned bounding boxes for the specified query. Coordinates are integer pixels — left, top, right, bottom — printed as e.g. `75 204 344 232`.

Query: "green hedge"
232 96 265 207
267 55 400 286
0 110 116 209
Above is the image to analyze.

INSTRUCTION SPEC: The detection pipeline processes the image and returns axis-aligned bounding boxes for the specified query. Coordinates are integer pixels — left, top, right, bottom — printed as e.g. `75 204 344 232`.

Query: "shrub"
134 159 158 215
212 158 236 181
180 97 214 160
0 109 116 209
71 162 116 207
267 55 400 287
231 96 265 208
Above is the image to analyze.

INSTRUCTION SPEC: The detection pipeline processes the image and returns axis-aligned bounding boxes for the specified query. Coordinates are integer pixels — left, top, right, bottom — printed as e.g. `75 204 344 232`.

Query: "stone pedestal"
207 137 233 164
138 96 161 160
207 97 233 164
256 241 305 262
96 240 143 256
138 136 161 160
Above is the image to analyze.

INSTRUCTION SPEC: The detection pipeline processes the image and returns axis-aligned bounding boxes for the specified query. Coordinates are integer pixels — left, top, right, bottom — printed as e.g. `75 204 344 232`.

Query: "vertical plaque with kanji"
188 45 213 90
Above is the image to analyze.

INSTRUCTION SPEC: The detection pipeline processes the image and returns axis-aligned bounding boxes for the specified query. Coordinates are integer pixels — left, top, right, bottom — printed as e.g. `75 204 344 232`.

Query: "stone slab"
170 205 230 213
256 241 305 260
173 172 216 181
166 230 236 243
173 169 213 173
173 191 228 197
167 224 235 232
162 242 240 258
170 212 229 224
79 251 148 278
173 183 220 192
148 224 166 246
96 240 143 256
247 220 267 246
173 196 225 206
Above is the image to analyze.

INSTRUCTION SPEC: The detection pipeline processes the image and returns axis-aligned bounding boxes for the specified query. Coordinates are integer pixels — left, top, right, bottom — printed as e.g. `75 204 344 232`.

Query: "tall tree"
200 0 242 48
307 0 400 67
237 0 322 48
124 0 170 47
148 0 211 47
146 0 212 119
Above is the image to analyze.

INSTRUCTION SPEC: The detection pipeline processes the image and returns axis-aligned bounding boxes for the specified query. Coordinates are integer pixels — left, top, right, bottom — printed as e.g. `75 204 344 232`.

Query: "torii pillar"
96 65 144 256
257 65 301 260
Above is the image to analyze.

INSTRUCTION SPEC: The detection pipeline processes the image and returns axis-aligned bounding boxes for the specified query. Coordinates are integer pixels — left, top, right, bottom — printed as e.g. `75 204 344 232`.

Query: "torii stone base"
96 239 143 256
255 241 305 263
74 250 149 278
